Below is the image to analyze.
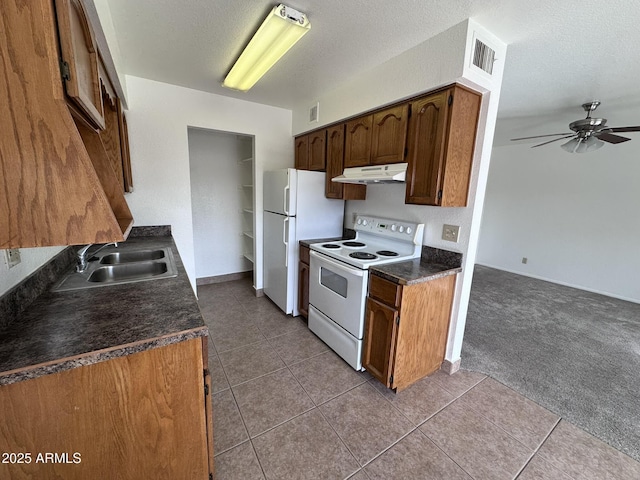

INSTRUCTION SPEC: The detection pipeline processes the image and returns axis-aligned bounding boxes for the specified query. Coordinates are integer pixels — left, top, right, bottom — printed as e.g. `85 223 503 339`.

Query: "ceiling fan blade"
531 134 576 148
608 126 640 133
597 132 631 144
511 132 573 141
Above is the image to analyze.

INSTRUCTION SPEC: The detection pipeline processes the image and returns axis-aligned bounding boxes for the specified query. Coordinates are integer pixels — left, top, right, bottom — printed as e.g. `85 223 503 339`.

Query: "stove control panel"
354 215 424 244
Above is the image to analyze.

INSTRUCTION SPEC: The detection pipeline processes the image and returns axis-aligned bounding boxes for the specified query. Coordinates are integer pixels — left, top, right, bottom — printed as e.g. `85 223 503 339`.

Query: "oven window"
320 267 348 298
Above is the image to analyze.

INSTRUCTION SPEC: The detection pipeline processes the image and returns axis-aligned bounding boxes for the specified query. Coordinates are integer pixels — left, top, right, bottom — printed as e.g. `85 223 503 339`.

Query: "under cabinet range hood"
332 163 408 184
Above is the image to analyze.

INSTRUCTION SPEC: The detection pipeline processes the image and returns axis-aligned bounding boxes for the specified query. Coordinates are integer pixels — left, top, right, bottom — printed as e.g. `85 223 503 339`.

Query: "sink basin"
100 249 165 264
52 246 178 292
88 262 168 283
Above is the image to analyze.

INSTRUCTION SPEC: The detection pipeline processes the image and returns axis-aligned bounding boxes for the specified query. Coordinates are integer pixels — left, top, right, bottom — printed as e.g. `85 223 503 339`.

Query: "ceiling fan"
511 101 640 153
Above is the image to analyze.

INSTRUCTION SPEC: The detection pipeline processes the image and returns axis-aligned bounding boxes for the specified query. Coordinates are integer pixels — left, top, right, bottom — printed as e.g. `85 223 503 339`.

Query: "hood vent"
332 163 407 184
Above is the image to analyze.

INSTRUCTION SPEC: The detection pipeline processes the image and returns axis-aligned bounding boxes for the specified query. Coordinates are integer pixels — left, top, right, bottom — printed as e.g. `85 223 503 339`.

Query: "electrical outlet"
4 248 21 268
442 224 460 242
522 257 528 264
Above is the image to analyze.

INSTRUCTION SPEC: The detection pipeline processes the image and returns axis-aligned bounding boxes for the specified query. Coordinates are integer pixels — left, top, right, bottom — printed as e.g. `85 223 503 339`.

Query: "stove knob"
357 218 362 225
406 227 413 234
362 219 368 226
391 224 397 232
398 225 405 233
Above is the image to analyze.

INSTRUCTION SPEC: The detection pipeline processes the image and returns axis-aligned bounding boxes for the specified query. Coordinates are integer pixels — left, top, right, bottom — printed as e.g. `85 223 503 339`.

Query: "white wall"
477 104 640 303
124 76 293 292
188 129 253 279
294 19 508 367
0 247 65 296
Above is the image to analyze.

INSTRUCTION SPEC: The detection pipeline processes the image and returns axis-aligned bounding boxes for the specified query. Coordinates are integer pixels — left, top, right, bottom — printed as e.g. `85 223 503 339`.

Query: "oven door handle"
310 250 366 278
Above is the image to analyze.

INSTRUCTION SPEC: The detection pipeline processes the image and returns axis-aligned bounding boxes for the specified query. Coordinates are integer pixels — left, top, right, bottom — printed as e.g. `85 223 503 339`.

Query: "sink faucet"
76 242 118 272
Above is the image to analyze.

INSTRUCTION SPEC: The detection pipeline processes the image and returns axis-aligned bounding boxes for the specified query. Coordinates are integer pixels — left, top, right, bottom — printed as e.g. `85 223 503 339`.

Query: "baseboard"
475 262 640 305
196 270 252 286
441 359 461 375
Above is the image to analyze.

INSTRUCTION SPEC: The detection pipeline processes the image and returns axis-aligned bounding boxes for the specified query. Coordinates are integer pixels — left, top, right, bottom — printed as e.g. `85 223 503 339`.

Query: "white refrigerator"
263 169 344 316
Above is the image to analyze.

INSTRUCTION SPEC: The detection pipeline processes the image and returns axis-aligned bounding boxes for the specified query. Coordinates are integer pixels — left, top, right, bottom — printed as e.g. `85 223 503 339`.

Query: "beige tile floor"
199 279 640 480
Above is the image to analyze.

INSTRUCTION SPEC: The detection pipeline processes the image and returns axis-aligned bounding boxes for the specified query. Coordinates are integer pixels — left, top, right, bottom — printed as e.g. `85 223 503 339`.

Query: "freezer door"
263 168 297 216
263 211 296 314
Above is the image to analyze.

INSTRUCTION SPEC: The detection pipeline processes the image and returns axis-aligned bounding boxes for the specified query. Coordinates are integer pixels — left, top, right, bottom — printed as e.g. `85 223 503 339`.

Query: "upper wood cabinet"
371 104 409 165
344 105 409 167
344 116 373 167
295 131 326 171
325 125 366 200
294 135 309 169
0 0 132 248
54 0 105 130
120 111 134 192
308 130 327 171
405 86 481 206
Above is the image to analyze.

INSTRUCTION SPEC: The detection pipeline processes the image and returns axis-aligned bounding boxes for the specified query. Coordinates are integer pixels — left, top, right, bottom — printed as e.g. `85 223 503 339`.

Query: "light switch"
4 248 21 268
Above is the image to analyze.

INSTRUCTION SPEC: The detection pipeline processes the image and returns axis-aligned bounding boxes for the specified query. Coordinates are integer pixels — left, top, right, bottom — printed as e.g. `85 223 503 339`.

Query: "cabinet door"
298 261 310 318
119 108 134 192
344 115 372 167
362 297 399 387
98 67 125 192
294 135 309 170
55 0 105 130
325 125 344 199
308 130 326 171
404 90 450 205
371 104 409 165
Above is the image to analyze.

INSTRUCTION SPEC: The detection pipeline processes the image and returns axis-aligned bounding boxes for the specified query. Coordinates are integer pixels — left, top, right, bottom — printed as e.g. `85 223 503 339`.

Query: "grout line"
416 428 471 478
511 417 565 480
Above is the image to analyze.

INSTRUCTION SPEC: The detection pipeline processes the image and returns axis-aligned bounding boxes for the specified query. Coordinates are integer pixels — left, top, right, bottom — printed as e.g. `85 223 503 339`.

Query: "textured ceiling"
105 0 640 128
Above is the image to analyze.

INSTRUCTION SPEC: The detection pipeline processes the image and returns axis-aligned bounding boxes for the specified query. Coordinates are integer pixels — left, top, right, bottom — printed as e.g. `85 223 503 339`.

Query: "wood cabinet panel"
325 125 366 200
393 274 456 390
119 109 133 192
344 116 372 167
363 297 399 387
0 339 211 479
308 130 326 171
371 104 409 165
299 244 310 265
98 63 126 192
54 0 105 130
295 135 309 170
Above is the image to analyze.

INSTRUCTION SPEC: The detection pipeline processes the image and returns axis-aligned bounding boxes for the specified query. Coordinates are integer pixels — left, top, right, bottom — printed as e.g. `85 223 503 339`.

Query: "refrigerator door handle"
283 217 289 267
283 185 290 215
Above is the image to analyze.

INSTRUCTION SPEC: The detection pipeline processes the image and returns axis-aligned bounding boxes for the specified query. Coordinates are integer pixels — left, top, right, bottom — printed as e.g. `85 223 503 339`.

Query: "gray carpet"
462 265 640 462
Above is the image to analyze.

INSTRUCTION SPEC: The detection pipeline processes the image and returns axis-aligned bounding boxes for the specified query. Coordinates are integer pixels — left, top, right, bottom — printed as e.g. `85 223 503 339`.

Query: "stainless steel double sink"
52 246 178 292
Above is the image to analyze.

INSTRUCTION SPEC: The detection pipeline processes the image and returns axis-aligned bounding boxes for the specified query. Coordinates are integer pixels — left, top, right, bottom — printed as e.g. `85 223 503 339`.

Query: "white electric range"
308 215 425 370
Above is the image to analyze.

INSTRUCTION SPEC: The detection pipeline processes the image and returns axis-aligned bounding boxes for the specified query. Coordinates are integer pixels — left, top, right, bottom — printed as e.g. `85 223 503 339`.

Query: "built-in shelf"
242 231 254 239
242 184 253 189
239 157 253 164
243 208 253 214
243 253 254 263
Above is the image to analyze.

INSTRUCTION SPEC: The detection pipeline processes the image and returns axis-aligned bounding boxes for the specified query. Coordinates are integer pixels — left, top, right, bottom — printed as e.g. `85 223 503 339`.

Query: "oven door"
309 250 368 339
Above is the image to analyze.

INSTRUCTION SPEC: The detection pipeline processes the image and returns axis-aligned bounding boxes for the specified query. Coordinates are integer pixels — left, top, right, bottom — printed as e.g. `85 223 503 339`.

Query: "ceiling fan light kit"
511 101 640 153
222 4 310 92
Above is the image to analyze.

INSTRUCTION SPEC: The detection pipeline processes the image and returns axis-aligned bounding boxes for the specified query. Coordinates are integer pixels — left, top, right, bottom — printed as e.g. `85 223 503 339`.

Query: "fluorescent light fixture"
223 4 310 92
560 136 604 153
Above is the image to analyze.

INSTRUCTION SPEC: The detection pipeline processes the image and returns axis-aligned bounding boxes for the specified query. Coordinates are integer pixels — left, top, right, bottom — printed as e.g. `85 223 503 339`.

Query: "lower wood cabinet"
298 244 310 319
363 273 456 391
0 338 214 479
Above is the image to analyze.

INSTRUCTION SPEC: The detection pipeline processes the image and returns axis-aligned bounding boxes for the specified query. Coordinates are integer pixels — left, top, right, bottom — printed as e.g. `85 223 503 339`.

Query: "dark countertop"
371 246 463 286
371 260 462 286
0 235 207 385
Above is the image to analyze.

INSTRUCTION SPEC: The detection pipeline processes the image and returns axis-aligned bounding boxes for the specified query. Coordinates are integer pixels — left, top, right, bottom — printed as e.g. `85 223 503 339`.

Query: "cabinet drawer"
369 274 401 308
299 244 310 264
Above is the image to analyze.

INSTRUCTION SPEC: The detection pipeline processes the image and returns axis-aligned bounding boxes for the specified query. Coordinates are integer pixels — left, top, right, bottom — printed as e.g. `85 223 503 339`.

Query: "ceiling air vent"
309 102 319 123
473 38 495 75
